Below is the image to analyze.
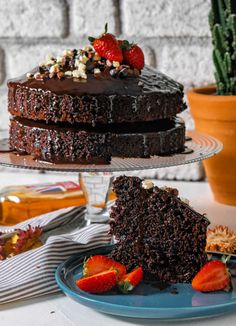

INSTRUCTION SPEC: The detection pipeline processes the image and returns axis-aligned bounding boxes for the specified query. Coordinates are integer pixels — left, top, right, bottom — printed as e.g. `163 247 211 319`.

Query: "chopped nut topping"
94 68 101 74
49 64 60 74
113 61 120 68
34 72 44 80
63 49 73 57
77 62 87 72
106 60 112 67
56 56 66 65
26 72 34 79
142 180 154 189
31 46 141 82
72 69 87 79
57 71 64 79
65 71 73 77
93 53 101 61
79 54 89 64
49 72 55 79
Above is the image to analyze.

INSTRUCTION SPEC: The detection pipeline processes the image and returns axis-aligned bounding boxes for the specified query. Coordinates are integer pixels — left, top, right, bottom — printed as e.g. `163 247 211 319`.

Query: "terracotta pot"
187 86 236 206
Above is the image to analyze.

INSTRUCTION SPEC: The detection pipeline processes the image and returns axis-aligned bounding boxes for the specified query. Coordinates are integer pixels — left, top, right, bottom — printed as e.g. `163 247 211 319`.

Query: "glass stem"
79 172 114 224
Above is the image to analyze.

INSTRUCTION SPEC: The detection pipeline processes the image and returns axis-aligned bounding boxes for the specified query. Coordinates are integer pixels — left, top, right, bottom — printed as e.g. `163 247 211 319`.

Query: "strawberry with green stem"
120 40 145 70
88 23 123 62
118 266 143 293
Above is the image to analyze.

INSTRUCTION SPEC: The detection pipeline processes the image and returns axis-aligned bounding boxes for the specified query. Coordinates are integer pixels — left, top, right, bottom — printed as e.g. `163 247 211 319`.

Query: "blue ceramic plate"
55 245 236 319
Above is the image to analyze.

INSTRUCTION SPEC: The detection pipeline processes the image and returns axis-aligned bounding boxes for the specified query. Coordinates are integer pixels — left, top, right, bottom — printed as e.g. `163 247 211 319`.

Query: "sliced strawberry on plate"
118 266 143 293
83 255 126 280
88 23 123 62
192 260 231 292
121 40 145 70
76 270 117 294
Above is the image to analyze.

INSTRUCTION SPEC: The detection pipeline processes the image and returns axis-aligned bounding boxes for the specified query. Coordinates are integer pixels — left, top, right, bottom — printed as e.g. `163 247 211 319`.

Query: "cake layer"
8 67 186 126
9 117 185 163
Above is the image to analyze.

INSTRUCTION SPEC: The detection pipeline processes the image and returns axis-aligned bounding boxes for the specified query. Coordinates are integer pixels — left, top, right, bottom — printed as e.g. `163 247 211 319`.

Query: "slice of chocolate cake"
110 176 210 283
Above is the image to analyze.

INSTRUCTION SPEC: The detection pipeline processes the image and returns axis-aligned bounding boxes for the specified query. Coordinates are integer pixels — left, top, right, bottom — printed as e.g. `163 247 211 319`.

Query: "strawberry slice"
83 255 126 280
118 266 143 293
192 260 231 292
88 23 123 62
76 270 117 294
121 40 145 70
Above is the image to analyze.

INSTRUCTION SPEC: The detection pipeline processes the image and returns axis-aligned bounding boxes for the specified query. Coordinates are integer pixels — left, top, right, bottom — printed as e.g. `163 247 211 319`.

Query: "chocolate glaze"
181 146 194 154
8 66 184 96
8 66 187 126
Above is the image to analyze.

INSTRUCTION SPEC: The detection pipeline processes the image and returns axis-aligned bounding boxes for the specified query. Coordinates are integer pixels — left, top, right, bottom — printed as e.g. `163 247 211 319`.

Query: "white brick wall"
7 45 68 78
0 88 8 128
121 0 211 37
0 0 67 38
72 0 120 36
0 48 4 84
159 41 214 88
0 0 214 180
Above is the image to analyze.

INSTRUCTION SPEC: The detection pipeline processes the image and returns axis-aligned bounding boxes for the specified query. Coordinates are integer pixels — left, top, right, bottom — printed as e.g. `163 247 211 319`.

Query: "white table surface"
0 168 236 326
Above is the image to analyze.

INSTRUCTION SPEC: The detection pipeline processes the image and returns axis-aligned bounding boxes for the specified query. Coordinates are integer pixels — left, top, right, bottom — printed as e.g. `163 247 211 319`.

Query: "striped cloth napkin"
0 206 111 304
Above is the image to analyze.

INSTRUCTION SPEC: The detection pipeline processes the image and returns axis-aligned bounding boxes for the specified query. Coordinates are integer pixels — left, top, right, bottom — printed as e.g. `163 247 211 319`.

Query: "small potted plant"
187 0 236 205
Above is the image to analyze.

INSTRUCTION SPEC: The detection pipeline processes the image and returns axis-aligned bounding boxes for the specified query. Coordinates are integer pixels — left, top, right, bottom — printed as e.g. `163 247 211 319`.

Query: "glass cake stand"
0 130 223 223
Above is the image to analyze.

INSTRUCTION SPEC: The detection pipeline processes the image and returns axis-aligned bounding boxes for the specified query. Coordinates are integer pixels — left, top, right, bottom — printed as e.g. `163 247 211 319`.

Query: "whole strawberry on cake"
8 24 186 164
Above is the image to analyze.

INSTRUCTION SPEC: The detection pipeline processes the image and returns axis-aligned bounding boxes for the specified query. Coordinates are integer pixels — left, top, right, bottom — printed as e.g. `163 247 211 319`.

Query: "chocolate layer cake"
110 176 210 283
8 47 187 163
9 117 185 163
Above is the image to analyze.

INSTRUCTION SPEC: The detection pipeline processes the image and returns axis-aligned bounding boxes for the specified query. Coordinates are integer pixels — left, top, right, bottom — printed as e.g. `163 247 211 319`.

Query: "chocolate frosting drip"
8 66 186 126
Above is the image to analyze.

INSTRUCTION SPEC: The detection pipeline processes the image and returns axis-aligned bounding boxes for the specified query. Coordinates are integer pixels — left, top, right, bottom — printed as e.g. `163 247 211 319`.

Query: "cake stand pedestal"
0 131 223 224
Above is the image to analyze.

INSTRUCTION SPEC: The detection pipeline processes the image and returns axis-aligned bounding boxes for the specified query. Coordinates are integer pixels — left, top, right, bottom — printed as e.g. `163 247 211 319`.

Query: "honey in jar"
0 181 87 226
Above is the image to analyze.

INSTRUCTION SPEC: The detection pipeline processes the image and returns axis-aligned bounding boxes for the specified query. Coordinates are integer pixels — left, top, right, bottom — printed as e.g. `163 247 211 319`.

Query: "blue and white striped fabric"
0 206 111 304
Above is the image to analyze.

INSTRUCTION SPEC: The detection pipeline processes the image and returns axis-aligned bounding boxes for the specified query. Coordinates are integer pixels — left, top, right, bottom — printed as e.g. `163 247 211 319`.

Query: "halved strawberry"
88 24 123 62
83 255 126 280
118 266 143 293
76 270 117 294
192 260 231 292
121 40 145 70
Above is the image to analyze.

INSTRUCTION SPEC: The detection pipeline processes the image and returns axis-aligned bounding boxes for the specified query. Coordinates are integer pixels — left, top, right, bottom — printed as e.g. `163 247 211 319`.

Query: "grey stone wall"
0 0 214 180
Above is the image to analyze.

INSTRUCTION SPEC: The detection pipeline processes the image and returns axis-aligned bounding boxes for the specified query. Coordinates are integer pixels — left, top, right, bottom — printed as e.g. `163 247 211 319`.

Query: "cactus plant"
209 0 236 95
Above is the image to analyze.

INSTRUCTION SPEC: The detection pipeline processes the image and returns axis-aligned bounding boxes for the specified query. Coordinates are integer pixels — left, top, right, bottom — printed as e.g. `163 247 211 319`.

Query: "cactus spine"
209 0 236 95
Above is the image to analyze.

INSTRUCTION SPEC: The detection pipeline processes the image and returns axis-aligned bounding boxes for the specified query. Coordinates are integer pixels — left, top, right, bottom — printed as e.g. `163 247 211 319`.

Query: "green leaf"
88 36 95 44
118 280 134 294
